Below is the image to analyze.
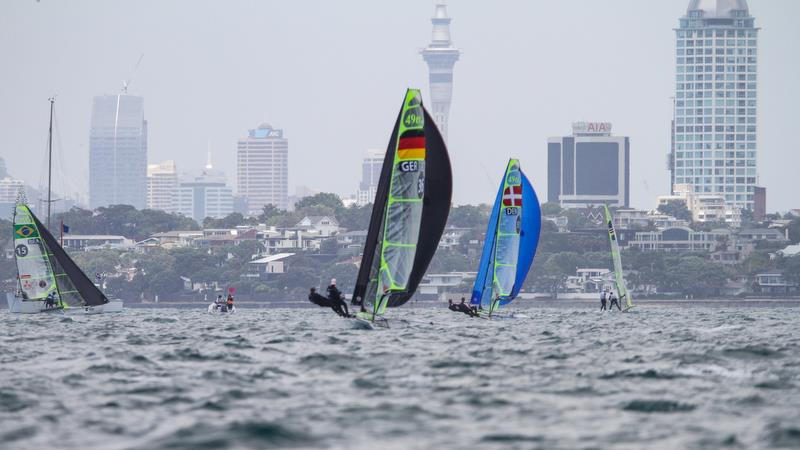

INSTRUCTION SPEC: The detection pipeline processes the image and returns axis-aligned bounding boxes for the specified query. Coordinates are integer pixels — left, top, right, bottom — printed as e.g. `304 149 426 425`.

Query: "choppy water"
1 305 800 450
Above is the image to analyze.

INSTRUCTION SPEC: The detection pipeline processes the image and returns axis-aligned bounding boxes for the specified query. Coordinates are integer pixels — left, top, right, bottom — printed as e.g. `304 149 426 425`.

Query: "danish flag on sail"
502 186 522 207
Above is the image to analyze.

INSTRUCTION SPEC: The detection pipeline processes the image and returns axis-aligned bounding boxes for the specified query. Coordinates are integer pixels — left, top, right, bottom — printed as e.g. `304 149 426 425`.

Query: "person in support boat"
326 279 351 318
600 290 607 311
608 290 621 311
226 294 234 311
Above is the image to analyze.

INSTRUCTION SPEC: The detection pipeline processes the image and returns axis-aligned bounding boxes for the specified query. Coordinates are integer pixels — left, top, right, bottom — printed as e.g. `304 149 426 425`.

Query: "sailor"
457 297 477 317
609 291 621 311
327 279 351 318
600 290 607 311
447 299 459 312
45 291 56 309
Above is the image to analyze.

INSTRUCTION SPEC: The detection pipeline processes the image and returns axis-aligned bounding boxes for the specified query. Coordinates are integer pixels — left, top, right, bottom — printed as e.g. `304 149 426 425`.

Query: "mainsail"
603 205 633 310
352 89 452 320
471 159 541 316
13 204 108 308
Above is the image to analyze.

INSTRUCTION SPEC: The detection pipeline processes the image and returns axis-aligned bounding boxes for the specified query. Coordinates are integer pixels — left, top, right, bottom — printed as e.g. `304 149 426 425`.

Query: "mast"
47 97 54 230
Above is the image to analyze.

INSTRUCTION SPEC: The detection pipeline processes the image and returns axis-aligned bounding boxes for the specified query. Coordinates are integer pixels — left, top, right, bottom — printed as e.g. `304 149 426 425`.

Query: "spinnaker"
471 159 541 317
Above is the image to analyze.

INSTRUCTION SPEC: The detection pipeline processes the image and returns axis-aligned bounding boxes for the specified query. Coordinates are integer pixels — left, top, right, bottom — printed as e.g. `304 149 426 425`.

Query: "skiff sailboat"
470 159 541 318
603 205 633 311
351 88 452 329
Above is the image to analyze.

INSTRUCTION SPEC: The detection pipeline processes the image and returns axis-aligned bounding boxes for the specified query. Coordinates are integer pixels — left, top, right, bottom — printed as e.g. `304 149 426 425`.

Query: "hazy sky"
1 0 798 212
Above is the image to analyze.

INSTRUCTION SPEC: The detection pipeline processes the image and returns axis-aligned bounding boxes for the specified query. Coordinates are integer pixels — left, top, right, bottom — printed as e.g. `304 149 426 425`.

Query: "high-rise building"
671 0 758 211
146 160 178 212
421 2 460 141
89 94 147 209
176 156 233 223
355 149 385 206
548 122 630 209
236 123 288 214
0 176 25 214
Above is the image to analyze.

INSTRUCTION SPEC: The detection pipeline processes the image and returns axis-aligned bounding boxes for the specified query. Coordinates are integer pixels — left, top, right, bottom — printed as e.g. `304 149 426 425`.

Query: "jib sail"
352 89 452 319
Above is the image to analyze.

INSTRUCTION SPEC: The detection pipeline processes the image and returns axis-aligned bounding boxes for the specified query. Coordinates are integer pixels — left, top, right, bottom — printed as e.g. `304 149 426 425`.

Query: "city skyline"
1 1 799 212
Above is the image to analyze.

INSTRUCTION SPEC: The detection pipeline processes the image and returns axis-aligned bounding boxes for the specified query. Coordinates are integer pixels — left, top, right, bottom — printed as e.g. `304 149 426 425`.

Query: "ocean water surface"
1 305 799 449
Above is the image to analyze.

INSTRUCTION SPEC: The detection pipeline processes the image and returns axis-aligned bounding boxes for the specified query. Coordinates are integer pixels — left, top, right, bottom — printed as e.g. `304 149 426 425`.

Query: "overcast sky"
1 0 798 212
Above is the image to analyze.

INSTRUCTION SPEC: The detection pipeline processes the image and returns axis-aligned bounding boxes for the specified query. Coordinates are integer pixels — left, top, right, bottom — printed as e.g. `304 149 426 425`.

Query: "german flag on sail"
397 135 425 160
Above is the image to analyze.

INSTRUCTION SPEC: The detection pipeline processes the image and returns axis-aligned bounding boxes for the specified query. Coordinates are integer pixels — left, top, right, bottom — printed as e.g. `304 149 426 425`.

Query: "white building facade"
146 160 178 212
356 149 385 206
671 0 758 211
237 123 288 214
176 166 233 223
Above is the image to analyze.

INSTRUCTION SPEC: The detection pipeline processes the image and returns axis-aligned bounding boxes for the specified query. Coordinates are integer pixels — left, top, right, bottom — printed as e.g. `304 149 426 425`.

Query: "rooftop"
685 0 750 19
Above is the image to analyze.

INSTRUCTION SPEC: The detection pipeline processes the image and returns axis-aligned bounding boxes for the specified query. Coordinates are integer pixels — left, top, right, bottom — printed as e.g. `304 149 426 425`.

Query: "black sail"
351 89 452 310
31 212 109 307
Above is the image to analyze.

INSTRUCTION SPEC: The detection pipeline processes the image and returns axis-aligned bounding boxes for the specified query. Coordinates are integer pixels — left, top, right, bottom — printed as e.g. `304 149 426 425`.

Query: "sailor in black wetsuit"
456 297 478 317
600 290 607 311
448 299 459 312
327 279 351 318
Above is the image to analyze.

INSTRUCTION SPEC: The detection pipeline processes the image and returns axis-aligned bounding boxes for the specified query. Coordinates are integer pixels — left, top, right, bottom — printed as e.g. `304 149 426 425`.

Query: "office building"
671 0 758 211
356 149 385 206
175 157 233 223
89 94 148 209
146 160 178 212
237 123 288 214
421 2 460 141
548 122 630 209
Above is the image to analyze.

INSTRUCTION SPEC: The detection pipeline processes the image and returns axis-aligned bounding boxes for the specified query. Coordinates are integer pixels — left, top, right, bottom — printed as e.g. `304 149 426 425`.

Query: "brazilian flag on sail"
15 224 40 239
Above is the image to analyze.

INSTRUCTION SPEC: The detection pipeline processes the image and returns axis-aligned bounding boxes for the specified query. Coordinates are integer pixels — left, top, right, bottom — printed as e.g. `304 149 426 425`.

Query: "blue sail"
505 171 541 304
471 160 542 312
470 182 503 306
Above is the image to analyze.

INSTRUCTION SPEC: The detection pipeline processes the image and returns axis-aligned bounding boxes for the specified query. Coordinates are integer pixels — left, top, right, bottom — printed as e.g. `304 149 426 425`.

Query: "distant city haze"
1 0 798 212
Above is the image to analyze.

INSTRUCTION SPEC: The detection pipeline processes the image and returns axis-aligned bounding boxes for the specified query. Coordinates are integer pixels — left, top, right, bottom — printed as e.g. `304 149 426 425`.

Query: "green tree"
203 213 246 229
295 193 344 214
258 204 282 222
787 218 800 244
447 204 490 228
337 204 372 231
657 200 692 222
148 270 183 295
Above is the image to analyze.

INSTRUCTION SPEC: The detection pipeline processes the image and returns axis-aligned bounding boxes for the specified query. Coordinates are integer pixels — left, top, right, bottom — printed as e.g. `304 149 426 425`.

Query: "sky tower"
421 2 460 142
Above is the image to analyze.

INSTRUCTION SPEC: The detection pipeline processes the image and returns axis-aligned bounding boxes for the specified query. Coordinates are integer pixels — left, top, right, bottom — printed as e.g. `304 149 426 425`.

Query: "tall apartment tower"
672 0 758 211
356 149 385 206
89 94 147 209
421 2 460 141
146 160 178 212
236 123 288 215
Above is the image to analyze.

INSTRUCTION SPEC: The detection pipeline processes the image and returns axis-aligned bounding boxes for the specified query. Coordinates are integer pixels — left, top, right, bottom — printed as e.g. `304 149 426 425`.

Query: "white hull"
5 293 123 314
207 303 236 314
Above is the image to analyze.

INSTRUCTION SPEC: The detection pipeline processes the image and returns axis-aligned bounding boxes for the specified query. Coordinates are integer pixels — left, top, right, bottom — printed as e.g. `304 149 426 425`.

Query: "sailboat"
603 205 633 311
351 88 452 329
470 159 541 318
7 205 123 314
5 99 123 314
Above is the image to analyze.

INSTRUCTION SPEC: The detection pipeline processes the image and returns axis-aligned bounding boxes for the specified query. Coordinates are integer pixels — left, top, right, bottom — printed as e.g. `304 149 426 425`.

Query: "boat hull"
5 293 124 314
207 303 236 314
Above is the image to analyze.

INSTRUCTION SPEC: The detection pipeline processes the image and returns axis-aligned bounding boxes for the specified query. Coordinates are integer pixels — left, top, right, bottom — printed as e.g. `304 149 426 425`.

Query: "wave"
622 399 696 413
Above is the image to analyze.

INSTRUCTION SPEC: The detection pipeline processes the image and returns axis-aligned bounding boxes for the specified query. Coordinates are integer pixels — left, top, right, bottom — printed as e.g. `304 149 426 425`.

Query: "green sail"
604 205 633 310
371 89 427 316
13 204 60 304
